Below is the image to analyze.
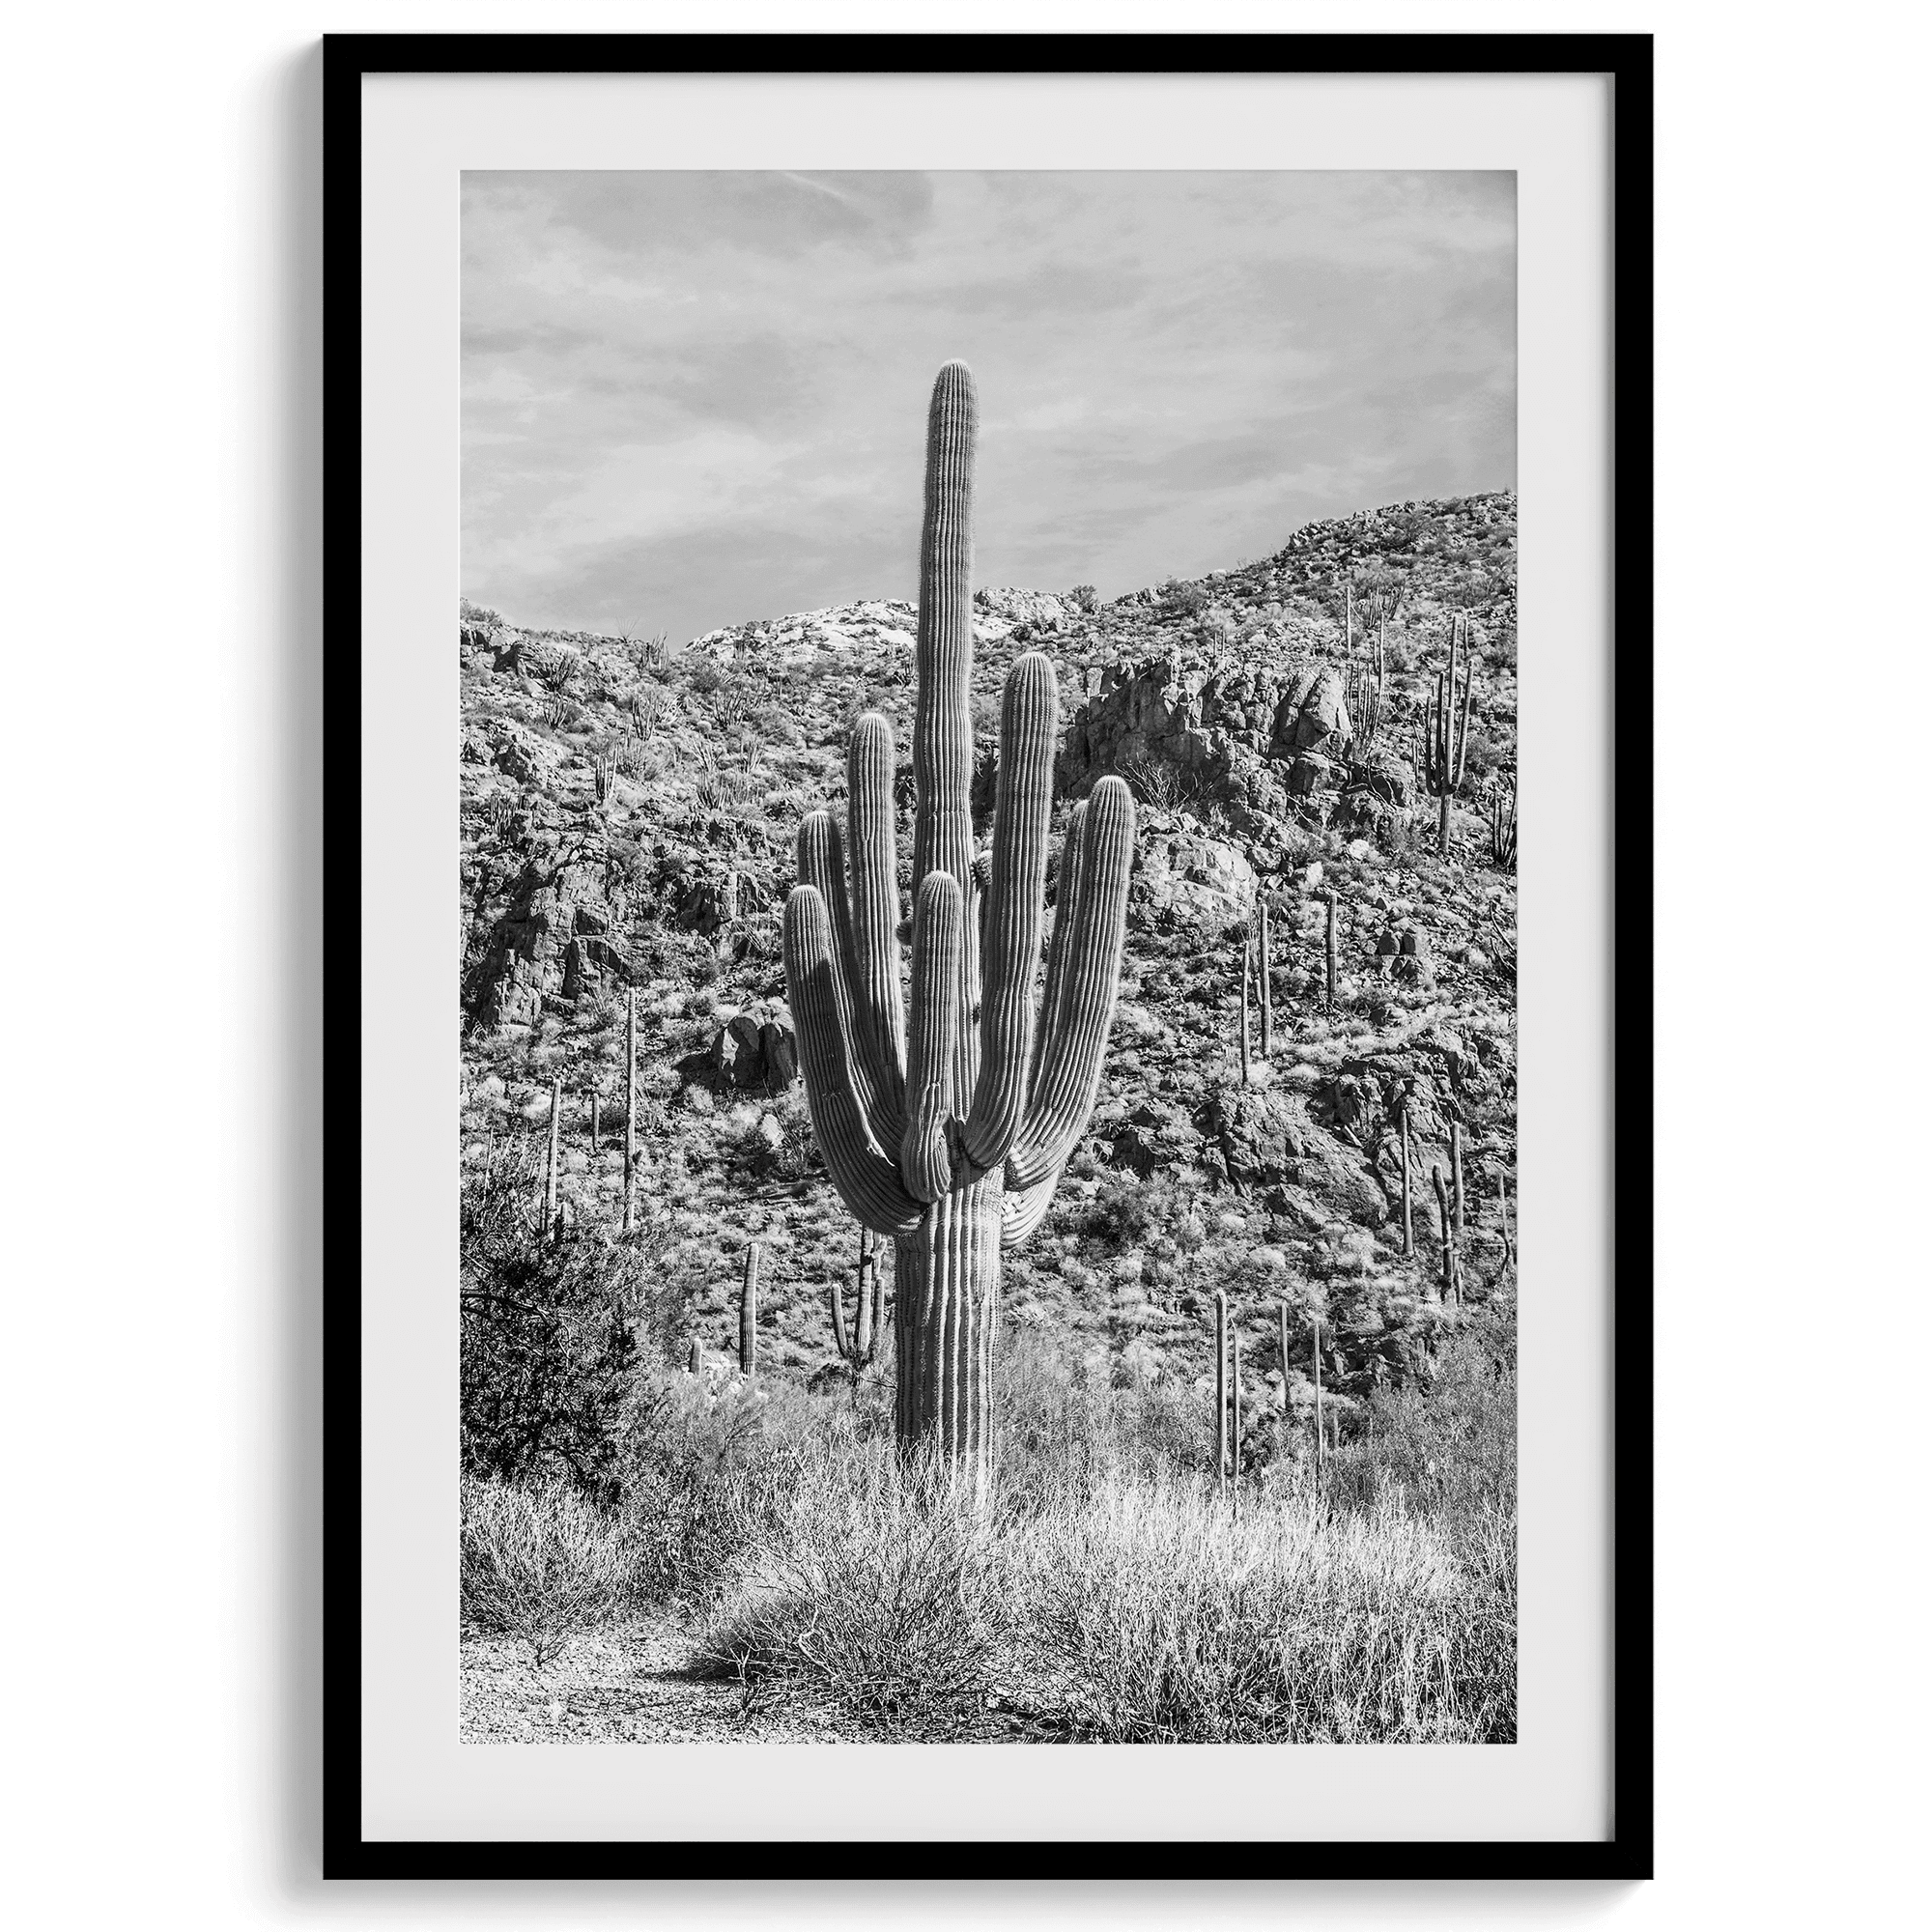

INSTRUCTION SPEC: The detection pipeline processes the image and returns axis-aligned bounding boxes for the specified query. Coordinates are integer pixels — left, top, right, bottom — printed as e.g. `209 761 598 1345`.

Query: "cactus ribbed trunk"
1451 1120 1465 1240
894 1175 1001 1492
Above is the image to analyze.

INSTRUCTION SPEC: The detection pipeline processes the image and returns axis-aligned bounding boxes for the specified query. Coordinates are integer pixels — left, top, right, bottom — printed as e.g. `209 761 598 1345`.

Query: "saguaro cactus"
1213 1287 1229 1497
622 988 638 1235
1324 890 1340 1009
1312 1318 1325 1476
782 362 1135 1498
1238 940 1253 1085
1431 1166 1461 1305
829 1225 882 1375
1231 1321 1243 1517
1423 615 1476 853
1399 1089 1415 1259
1258 902 1273 1058
543 1078 562 1241
738 1242 762 1374
1489 775 1518 868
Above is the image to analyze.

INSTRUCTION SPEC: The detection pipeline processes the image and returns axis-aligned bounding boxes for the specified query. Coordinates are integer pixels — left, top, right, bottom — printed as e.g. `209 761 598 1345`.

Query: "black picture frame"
324 30 1652 1881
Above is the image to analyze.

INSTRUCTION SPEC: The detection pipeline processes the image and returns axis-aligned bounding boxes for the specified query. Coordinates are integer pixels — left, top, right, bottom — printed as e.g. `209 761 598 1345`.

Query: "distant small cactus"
1421 614 1476 852
828 1226 883 1375
739 1242 760 1376
1489 776 1517 867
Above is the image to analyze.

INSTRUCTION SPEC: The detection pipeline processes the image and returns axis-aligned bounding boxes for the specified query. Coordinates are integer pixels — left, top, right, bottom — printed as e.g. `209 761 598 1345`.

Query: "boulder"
1200 1088 1385 1224
707 1001 798 1090
1346 747 1417 809
1058 653 1359 806
1103 1097 1200 1177
1272 666 1351 755
1288 752 1337 797
1134 825 1258 923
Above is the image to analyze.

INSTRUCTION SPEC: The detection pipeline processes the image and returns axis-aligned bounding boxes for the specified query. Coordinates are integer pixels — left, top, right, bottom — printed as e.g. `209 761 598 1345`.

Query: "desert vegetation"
458 363 1518 1744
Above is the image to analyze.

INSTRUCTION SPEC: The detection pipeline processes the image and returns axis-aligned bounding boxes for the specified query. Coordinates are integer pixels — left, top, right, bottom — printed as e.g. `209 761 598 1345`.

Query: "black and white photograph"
456 167 1520 1747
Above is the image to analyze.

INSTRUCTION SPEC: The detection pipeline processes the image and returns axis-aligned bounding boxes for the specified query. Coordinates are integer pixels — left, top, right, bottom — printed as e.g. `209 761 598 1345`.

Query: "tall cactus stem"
740 1241 760 1375
622 989 637 1235
544 1078 561 1242
1239 940 1252 1086
1277 1298 1291 1452
1259 902 1273 1059
590 1091 599 1153
1324 890 1340 1010
1432 1165 1458 1304
1399 1092 1415 1258
1313 1317 1325 1477
1213 1287 1229 1498
1231 1321 1243 1520
1451 1120 1465 1239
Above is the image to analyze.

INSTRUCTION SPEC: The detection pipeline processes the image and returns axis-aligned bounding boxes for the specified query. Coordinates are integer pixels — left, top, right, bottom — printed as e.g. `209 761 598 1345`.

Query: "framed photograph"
327 31 1652 1877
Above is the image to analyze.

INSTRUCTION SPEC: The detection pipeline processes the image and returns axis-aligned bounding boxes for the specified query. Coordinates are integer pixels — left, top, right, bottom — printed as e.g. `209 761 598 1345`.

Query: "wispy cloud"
463 170 1514 640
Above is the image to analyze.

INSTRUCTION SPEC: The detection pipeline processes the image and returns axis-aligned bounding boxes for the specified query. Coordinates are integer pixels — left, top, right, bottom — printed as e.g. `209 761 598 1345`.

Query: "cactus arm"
1027 799 1088 1096
1006 776 1136 1191
795 810 900 1153
999 1161 1062 1247
901 870 964 1201
961 653 1057 1172
782 886 923 1238
846 712 908 1100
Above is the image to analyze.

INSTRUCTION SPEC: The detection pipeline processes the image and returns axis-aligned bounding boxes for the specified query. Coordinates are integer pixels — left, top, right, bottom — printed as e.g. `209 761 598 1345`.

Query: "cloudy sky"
462 171 1514 644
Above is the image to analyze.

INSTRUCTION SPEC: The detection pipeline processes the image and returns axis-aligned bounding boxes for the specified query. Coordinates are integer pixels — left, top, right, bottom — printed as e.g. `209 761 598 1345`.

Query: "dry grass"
462 1324 1516 1740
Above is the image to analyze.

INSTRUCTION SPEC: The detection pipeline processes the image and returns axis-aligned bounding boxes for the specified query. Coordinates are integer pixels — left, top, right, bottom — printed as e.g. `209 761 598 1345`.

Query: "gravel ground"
462 1614 1070 1744
461 1615 848 1744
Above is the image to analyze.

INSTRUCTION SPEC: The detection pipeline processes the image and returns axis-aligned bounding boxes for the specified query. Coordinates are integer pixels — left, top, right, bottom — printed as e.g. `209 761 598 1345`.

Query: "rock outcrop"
1057 654 1353 807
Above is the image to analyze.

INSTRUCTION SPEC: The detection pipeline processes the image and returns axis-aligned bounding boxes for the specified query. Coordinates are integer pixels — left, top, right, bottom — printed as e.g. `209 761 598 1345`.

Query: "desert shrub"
460 1475 628 1666
613 1378 759 1605
696 1444 997 1724
459 1159 675 1495
1066 582 1098 611
1461 725 1504 785
1327 1309 1516 1536
1077 1169 1187 1253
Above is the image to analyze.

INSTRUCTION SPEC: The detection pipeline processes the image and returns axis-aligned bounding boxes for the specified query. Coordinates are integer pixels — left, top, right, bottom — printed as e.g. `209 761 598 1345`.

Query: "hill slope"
459 492 1517 1428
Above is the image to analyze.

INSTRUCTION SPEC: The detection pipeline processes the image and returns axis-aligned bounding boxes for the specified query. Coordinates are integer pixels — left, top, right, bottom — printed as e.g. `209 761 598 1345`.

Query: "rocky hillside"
460 492 1518 1435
